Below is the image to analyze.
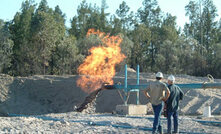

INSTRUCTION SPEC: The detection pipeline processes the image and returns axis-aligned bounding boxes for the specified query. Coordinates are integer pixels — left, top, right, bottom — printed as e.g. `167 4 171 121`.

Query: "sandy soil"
0 69 221 133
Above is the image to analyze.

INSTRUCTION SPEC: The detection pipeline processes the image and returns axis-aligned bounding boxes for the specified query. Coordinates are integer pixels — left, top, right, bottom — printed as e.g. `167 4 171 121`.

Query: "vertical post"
137 65 140 85
124 64 128 105
136 65 140 104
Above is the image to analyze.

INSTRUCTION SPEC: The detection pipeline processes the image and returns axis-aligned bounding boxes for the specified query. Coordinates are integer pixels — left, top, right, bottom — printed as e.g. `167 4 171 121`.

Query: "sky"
0 0 221 29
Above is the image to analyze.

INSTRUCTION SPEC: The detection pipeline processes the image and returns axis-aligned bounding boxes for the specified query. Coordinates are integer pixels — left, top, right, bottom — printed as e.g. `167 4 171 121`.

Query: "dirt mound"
0 73 221 116
0 75 87 115
116 67 144 79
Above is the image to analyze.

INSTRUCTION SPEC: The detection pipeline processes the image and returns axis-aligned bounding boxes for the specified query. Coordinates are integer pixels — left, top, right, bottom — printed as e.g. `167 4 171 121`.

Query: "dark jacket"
166 84 184 112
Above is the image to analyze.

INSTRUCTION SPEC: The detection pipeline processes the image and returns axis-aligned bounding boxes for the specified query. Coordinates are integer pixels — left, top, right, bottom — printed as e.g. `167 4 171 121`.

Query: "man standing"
166 75 184 134
143 72 170 134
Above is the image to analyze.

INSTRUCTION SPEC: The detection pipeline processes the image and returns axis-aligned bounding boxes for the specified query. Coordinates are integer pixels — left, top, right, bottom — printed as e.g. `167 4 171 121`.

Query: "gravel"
0 112 220 133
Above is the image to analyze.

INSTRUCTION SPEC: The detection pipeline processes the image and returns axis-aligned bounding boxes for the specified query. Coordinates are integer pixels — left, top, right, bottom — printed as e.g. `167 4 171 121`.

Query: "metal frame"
104 64 221 105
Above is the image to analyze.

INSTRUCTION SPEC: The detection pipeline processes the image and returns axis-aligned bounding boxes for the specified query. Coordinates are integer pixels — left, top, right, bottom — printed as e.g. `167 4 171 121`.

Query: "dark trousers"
167 110 178 133
152 102 163 133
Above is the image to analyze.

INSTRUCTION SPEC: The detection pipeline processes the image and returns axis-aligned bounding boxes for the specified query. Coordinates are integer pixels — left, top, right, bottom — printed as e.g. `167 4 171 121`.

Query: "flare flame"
77 29 126 93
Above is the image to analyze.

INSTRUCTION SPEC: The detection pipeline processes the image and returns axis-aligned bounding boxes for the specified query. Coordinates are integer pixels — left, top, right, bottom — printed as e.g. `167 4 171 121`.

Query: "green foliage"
161 13 178 42
116 1 130 31
211 43 221 77
50 36 84 74
9 0 36 76
8 0 72 76
130 24 151 71
0 39 14 73
184 0 220 76
77 34 103 57
69 0 111 39
110 16 123 35
119 34 134 64
155 40 179 73
138 0 162 27
0 0 220 78
0 20 14 73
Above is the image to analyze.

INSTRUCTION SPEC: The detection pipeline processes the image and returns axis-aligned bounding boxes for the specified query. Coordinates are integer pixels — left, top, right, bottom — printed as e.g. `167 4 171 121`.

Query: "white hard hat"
156 72 163 78
168 75 175 82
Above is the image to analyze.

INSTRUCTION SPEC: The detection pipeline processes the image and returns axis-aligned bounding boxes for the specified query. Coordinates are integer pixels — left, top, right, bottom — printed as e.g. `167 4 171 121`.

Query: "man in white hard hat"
143 72 170 134
166 75 184 134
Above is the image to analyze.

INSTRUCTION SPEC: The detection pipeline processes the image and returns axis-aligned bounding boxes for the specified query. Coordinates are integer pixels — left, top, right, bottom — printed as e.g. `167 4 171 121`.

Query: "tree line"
0 0 221 78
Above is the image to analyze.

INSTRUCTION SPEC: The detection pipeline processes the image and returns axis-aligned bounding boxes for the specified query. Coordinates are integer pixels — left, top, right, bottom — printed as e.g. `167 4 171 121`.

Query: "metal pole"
136 65 140 104
124 64 128 105
104 83 221 90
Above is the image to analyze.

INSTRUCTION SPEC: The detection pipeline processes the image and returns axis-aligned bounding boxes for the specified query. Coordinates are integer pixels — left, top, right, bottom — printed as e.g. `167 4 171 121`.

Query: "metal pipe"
193 119 221 125
136 65 139 85
124 64 127 105
104 83 221 90
136 65 140 104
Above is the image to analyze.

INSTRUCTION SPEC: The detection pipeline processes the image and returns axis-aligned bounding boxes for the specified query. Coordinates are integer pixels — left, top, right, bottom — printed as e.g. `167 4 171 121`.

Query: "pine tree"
9 0 35 76
0 20 14 73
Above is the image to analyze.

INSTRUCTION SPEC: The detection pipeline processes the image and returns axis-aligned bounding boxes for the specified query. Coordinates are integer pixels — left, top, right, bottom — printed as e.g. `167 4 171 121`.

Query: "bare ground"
0 70 221 133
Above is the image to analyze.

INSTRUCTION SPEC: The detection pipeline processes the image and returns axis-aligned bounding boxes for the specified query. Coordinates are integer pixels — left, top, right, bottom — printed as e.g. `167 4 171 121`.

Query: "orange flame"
77 29 126 93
